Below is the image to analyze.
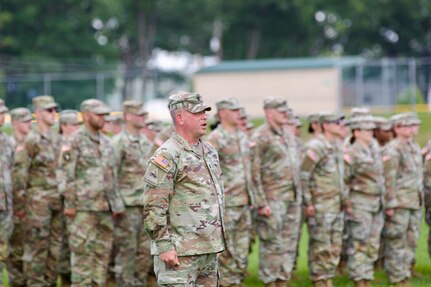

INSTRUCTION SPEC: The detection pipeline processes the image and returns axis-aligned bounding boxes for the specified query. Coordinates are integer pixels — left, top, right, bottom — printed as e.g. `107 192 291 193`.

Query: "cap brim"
0 107 9 113
93 106 111 115
191 104 212 113
43 103 58 110
276 107 289 112
21 115 33 122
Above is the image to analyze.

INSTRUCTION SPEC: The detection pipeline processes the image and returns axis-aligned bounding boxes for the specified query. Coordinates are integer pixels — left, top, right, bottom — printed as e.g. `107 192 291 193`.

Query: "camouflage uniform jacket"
383 138 423 209
344 140 384 213
301 134 346 213
24 128 61 198
111 130 152 206
143 133 225 256
61 126 125 212
251 123 301 207
423 139 431 210
207 126 255 207
0 131 13 215
11 135 28 213
383 138 422 210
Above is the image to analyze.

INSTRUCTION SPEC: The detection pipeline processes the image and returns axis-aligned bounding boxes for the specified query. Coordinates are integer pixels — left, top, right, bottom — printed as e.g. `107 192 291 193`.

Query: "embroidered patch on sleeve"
154 155 170 170
307 149 319 162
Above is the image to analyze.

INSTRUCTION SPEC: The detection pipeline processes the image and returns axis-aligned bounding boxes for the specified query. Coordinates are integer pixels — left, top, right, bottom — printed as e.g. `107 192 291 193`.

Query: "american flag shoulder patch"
153 155 170 170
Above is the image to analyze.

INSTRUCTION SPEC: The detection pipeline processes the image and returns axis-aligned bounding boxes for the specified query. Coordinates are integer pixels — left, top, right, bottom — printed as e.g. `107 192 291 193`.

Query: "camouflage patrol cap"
32 95 58 110
59 110 81 125
308 113 321 123
351 107 371 118
373 116 392 131
349 116 376 130
293 116 302 127
0 99 9 113
319 112 345 123
168 91 211 114
390 113 411 127
216 98 241 111
404 112 421 125
10 108 32 122
123 100 148 116
263 97 288 112
147 120 165 132
80 99 110 115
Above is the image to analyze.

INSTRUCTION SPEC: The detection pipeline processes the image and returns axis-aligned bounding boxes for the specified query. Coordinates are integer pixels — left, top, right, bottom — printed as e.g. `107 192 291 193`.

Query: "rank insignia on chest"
150 169 158 178
154 155 170 169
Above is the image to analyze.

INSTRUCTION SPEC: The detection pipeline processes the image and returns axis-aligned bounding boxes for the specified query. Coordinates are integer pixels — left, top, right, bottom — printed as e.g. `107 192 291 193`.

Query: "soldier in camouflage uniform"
307 113 322 137
301 112 347 287
251 98 301 287
22 95 63 286
57 110 82 287
142 120 165 144
102 114 123 137
0 99 14 286
143 92 225 287
207 98 254 287
343 116 384 287
373 117 393 148
423 119 431 263
111 100 153 286
8 108 32 287
382 113 422 286
61 99 125 286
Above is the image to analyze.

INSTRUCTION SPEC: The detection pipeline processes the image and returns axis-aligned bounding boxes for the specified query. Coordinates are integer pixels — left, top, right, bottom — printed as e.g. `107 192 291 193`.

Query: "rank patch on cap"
154 155 170 169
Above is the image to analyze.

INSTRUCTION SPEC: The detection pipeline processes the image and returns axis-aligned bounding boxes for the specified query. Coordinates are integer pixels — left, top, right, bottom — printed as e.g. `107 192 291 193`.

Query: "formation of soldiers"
0 92 429 287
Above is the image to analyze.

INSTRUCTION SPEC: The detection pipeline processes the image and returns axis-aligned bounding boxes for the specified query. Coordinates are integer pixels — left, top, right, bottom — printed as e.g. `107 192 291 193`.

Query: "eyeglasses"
45 108 57 113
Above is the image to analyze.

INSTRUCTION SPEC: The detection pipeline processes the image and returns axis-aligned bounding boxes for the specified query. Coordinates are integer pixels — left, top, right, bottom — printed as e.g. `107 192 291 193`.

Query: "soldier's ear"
176 111 185 126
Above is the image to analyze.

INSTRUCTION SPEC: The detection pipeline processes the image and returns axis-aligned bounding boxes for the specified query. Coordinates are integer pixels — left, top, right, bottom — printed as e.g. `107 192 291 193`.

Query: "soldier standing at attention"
307 113 322 137
62 99 125 286
8 108 32 287
143 91 225 286
343 116 385 287
111 100 153 286
23 95 63 286
382 113 422 286
301 112 346 287
0 99 14 286
207 98 254 287
57 110 82 287
251 98 301 287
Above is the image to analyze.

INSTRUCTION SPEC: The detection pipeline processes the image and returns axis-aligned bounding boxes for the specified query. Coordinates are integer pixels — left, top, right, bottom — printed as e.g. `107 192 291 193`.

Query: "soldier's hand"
160 250 180 267
305 205 315 217
385 208 394 217
15 210 26 218
64 208 77 218
257 205 271 217
112 212 125 220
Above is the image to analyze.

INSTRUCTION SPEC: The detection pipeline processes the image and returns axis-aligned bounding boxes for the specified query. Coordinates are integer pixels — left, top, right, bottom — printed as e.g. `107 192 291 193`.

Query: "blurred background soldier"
143 92 225 286
141 120 165 144
373 117 393 147
23 95 62 286
207 98 254 287
343 116 384 287
0 99 14 285
251 98 301 287
8 108 32 287
62 99 125 286
307 113 322 137
111 100 152 286
102 114 123 137
382 113 422 286
301 112 346 287
57 110 82 287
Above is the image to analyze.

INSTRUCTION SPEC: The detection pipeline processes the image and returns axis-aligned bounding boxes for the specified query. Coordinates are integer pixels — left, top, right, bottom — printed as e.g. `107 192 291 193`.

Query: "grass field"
2 111 431 286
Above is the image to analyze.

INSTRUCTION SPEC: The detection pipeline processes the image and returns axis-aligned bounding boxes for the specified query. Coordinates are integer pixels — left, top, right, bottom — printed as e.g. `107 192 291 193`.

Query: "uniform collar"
82 126 101 143
173 132 204 156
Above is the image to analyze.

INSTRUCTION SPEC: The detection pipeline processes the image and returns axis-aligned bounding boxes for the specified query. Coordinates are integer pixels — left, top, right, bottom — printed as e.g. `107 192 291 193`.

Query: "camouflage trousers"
154 253 218 287
256 199 301 284
307 212 344 282
68 211 113 287
426 208 431 259
346 209 384 281
24 193 63 287
59 211 71 286
114 206 151 286
219 205 251 286
383 208 421 283
7 215 26 287
0 210 13 286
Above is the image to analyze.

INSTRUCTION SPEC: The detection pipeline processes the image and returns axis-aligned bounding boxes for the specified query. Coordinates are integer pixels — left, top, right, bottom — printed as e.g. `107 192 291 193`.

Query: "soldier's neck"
126 124 139 136
84 122 99 136
37 121 51 134
323 132 336 143
13 130 27 142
